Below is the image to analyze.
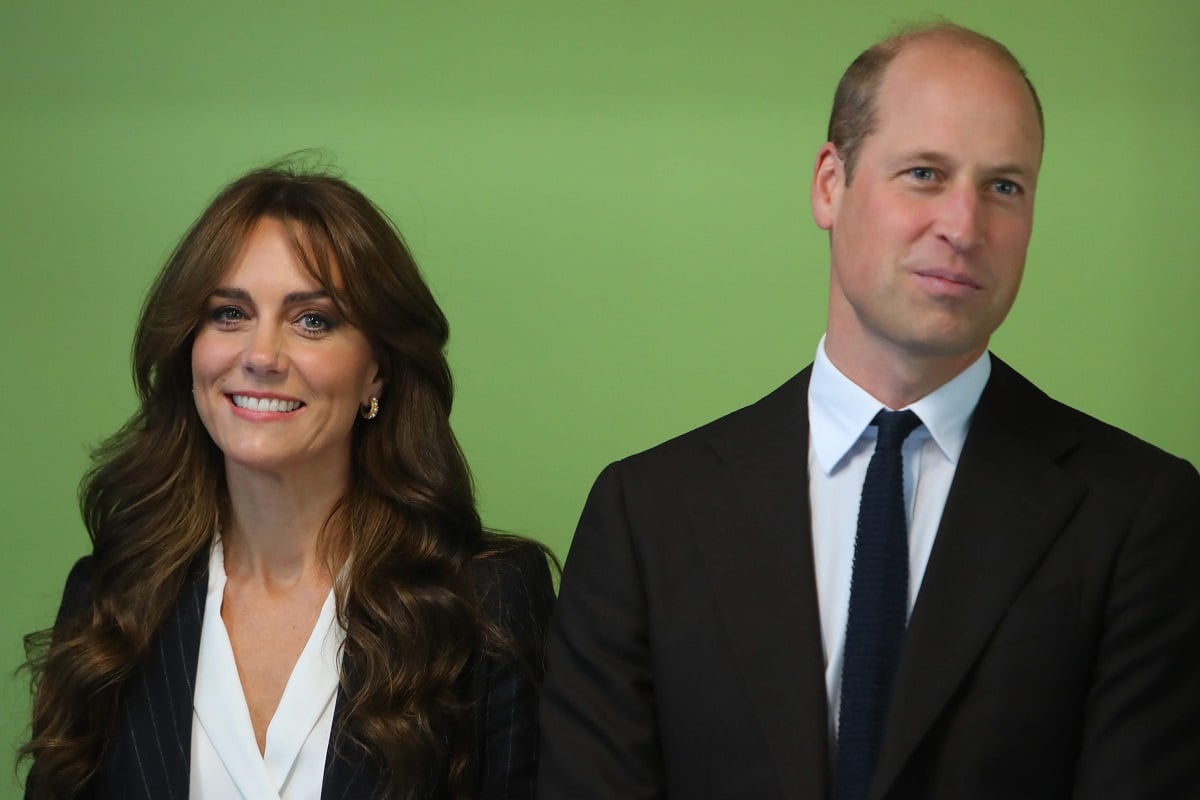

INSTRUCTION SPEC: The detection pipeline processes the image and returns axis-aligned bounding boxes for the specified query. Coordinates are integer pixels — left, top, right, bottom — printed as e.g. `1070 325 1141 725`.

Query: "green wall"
2 2 1196 793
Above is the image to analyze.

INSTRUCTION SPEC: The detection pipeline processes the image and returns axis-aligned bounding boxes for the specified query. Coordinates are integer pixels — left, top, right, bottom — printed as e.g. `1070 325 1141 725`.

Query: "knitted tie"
835 409 922 800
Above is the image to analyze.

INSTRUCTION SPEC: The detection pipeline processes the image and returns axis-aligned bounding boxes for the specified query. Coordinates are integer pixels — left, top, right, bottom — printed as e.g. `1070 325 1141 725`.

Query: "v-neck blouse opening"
190 537 344 799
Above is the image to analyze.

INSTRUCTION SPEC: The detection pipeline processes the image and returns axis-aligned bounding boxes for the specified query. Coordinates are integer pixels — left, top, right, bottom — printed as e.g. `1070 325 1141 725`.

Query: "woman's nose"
242 325 288 376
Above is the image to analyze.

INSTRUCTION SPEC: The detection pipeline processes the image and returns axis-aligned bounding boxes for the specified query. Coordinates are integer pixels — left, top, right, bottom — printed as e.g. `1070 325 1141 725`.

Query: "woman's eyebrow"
210 287 250 301
208 287 332 304
283 290 331 304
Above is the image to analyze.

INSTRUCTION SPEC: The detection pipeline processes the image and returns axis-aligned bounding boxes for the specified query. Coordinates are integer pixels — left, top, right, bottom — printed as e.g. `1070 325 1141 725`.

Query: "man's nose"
935 183 982 254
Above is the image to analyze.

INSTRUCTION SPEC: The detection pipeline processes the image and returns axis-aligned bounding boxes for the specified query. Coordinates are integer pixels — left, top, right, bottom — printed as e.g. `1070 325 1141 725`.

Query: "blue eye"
909 167 936 181
992 179 1020 196
209 306 246 327
298 312 336 334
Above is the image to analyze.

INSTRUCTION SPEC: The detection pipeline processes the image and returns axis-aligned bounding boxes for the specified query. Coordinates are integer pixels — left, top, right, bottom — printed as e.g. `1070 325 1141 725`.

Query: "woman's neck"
220 461 350 588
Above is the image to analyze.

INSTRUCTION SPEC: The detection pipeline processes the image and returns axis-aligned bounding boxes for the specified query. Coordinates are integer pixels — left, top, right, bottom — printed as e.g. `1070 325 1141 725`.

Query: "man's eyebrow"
208 287 333 304
890 150 953 168
890 151 1034 177
988 163 1035 178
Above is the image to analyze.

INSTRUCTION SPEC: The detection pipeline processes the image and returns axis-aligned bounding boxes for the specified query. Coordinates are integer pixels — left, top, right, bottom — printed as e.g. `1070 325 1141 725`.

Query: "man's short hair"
827 21 1045 182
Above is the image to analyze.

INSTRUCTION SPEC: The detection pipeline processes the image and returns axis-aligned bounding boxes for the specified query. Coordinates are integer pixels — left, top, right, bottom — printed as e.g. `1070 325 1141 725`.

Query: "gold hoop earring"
360 396 379 420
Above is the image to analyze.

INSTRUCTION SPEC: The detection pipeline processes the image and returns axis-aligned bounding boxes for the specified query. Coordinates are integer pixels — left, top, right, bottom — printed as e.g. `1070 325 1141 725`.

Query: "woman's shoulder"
54 555 97 623
471 536 556 633
472 536 554 583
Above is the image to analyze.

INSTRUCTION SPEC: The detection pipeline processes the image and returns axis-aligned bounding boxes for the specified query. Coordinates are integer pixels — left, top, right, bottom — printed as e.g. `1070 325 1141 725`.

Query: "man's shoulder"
983 356 1197 481
606 367 812 483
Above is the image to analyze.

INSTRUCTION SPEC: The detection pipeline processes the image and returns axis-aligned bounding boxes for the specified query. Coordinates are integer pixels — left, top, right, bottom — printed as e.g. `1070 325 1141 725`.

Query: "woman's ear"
364 349 389 404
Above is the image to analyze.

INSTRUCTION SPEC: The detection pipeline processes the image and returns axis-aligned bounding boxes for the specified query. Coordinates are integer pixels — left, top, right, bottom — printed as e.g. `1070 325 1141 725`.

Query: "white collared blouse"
190 539 344 799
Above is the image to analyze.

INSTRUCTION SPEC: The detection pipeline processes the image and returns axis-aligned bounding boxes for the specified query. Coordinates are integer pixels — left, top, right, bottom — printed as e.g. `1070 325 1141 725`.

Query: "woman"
22 164 554 799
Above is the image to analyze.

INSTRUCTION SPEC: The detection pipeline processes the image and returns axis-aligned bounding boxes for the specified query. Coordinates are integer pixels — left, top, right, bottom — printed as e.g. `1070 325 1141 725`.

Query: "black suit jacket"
34 542 554 800
537 358 1200 799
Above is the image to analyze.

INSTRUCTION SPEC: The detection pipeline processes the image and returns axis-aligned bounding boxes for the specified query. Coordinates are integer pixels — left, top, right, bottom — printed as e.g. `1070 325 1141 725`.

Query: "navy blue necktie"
835 409 922 800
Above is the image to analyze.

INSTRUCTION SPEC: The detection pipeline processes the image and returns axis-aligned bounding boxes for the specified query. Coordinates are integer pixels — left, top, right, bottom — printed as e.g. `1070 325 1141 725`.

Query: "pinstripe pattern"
467 545 554 800
90 556 204 799
34 542 553 800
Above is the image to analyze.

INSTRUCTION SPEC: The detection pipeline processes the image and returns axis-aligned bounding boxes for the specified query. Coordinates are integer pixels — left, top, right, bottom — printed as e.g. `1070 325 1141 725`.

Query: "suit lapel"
105 555 207 799
687 370 832 800
322 676 381 799
109 552 381 800
871 359 1087 798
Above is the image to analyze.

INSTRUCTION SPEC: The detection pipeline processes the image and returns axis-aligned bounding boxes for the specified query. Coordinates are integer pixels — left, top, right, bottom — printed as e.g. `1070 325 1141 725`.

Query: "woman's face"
191 217 381 484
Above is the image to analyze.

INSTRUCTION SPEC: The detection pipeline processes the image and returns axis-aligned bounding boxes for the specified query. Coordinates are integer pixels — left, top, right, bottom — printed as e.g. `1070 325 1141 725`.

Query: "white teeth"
231 395 302 413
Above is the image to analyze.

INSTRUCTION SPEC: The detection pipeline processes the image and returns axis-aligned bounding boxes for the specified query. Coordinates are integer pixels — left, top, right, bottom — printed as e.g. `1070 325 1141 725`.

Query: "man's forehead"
884 38 1010 89
880 38 1042 126
866 39 1044 161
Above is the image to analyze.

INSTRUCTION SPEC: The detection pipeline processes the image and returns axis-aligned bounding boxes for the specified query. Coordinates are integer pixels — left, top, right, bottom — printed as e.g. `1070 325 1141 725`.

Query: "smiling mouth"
229 394 304 413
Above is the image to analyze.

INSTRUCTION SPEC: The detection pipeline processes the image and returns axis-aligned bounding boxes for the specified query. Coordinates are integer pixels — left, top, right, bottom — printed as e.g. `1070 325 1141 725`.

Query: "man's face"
811 39 1044 378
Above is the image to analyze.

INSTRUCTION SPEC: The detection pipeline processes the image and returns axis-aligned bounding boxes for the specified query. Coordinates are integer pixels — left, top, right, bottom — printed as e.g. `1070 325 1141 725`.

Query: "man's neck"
822 334 987 409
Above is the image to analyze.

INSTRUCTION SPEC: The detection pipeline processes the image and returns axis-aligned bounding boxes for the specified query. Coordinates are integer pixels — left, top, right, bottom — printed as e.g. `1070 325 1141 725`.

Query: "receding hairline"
892 24 1041 116
827 21 1045 180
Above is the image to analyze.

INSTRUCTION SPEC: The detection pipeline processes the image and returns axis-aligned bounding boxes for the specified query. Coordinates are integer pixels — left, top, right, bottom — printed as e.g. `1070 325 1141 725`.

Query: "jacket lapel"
321 680 382 799
112 552 381 800
687 370 832 799
103 556 207 800
871 359 1087 798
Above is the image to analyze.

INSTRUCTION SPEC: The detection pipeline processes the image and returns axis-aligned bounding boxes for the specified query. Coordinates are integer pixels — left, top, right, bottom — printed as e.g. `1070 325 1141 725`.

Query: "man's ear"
811 142 845 231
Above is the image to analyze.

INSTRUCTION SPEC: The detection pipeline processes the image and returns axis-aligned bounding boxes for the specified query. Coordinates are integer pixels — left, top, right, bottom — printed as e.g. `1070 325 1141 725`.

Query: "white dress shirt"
190 538 343 799
807 336 989 739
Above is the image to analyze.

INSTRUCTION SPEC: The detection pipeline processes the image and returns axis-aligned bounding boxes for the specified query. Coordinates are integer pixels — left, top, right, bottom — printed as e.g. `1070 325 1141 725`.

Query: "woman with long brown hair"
22 163 554 799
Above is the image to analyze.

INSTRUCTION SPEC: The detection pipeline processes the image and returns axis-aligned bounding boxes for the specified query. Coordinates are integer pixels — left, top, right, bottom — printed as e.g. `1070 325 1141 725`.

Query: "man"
537 22 1200 800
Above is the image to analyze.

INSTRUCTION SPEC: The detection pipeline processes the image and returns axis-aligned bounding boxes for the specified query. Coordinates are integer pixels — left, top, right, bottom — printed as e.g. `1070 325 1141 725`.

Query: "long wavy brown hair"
23 161 525 799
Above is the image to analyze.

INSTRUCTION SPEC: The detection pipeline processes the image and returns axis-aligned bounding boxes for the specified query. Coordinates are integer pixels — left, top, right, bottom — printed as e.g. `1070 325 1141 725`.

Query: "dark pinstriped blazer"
31 542 554 800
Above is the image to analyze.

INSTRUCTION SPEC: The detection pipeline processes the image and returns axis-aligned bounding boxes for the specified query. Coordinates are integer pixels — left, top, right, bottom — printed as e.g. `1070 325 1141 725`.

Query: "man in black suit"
537 21 1200 800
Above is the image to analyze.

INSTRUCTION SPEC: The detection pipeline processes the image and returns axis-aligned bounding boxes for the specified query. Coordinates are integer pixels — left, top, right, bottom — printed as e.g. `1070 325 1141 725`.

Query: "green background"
2 2 1197 793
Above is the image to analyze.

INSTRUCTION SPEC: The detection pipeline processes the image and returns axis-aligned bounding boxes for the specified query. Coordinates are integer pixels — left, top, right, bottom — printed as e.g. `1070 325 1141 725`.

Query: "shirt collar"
808 335 990 475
